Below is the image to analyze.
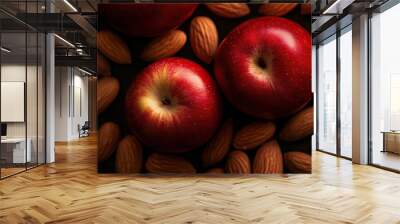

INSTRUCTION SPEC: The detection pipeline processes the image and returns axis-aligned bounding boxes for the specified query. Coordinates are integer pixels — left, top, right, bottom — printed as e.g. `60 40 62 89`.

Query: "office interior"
313 0 400 172
0 0 398 179
0 0 96 179
0 0 399 222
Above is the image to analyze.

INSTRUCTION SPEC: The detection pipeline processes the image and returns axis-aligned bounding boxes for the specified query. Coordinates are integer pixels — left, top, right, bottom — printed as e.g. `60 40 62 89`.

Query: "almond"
258 3 297 16
141 30 187 61
205 167 225 174
233 121 276 151
98 122 120 162
190 16 218 63
279 107 313 142
225 151 251 174
97 53 111 76
205 3 250 18
98 30 131 64
115 135 143 173
97 76 119 113
145 153 196 174
202 118 233 167
300 4 312 15
284 151 311 173
253 140 283 174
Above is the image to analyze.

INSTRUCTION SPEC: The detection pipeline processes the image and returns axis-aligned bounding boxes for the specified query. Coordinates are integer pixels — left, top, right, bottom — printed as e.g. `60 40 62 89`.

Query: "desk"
1 138 31 163
382 131 400 154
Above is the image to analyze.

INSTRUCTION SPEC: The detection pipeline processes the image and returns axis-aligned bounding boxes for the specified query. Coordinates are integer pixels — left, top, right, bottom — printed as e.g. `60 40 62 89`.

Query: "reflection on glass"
1 32 27 177
371 4 400 171
0 1 46 179
340 28 352 158
317 36 337 154
27 31 38 169
38 33 46 165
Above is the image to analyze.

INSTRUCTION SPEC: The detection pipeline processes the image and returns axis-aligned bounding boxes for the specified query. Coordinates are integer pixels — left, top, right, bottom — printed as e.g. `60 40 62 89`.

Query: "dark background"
98 3 312 173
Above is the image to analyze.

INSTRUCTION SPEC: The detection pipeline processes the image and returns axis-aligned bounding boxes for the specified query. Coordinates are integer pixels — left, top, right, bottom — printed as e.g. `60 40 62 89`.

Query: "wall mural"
97 3 313 174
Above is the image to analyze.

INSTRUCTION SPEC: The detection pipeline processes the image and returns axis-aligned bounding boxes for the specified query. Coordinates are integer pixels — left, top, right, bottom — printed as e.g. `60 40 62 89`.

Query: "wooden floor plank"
0 135 399 223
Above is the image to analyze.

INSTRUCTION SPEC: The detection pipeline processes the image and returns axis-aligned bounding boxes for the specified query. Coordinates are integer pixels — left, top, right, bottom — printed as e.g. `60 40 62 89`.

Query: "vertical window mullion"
367 11 373 165
36 0 39 168
25 0 28 171
0 24 2 179
336 29 341 157
316 44 320 150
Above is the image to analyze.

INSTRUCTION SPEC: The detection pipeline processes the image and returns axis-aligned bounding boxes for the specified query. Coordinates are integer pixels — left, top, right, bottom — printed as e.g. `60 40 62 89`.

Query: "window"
370 3 400 171
316 25 353 159
339 27 352 158
317 35 337 154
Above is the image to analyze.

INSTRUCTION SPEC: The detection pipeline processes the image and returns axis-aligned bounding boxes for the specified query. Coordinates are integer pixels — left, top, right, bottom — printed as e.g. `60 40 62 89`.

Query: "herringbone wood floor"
1 135 400 224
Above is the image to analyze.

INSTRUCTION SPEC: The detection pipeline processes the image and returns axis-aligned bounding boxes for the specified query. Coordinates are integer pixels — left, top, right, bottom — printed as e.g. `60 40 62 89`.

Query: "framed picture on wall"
96 3 313 174
1 81 25 122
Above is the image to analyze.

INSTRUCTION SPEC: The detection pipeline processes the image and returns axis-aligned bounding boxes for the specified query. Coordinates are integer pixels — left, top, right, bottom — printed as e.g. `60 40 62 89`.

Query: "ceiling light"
323 0 341 14
1 47 11 53
322 0 354 15
78 67 93 76
63 0 78 12
54 34 75 48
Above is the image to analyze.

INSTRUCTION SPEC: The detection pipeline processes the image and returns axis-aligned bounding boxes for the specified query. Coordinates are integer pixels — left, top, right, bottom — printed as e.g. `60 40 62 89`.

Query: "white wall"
1 65 26 140
55 66 70 141
55 66 89 141
72 74 89 137
1 63 46 164
1 65 41 138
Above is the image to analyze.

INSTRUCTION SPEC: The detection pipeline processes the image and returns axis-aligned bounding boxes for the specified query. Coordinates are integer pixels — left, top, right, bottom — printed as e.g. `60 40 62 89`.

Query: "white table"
1 138 31 163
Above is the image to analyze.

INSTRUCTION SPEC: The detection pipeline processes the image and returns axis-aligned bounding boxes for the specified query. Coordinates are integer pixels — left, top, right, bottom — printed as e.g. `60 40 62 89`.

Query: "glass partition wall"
316 25 353 159
0 3 46 179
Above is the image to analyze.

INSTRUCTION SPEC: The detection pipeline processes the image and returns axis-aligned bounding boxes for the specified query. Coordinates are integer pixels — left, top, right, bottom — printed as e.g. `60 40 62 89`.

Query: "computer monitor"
1 123 7 137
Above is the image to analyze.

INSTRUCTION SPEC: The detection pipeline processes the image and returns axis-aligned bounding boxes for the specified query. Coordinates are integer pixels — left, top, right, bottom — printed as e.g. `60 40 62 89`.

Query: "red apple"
125 57 222 153
99 4 198 37
214 16 312 119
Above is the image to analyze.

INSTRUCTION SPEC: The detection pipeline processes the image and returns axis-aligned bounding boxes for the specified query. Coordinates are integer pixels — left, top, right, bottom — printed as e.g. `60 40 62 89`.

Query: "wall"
1 63 45 165
55 66 89 141
72 73 89 137
1 64 41 138
352 14 369 164
88 77 97 131
55 66 70 141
